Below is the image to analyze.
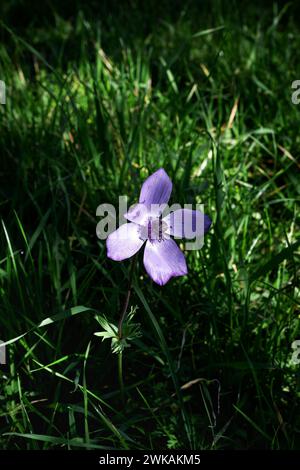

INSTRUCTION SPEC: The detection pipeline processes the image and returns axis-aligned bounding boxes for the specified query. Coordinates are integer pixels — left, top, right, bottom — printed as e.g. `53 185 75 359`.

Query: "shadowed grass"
0 0 299 450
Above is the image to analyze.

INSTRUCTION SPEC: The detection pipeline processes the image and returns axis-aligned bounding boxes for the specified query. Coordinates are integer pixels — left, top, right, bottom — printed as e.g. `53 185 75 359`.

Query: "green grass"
0 0 300 450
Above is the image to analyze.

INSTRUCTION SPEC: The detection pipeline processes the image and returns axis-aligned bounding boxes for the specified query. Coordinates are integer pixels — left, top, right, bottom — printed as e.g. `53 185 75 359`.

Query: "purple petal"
125 202 167 226
143 239 187 285
106 223 144 261
204 214 212 232
124 203 150 226
164 209 212 239
139 168 172 206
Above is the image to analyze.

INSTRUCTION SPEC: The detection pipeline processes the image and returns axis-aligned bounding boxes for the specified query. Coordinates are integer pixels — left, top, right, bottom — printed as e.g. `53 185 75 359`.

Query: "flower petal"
139 168 172 206
164 209 212 239
106 223 144 261
125 202 167 226
143 239 187 285
124 203 150 226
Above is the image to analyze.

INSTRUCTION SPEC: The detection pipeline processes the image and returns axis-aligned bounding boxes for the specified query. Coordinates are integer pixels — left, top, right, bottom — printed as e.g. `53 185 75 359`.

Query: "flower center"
139 216 168 242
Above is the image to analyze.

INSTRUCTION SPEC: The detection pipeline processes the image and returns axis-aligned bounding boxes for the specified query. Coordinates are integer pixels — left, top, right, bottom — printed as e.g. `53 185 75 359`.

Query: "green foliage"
94 307 142 354
0 0 299 451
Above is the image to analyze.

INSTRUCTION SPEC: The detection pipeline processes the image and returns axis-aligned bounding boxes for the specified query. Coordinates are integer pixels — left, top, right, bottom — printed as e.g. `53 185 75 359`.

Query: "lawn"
0 0 299 450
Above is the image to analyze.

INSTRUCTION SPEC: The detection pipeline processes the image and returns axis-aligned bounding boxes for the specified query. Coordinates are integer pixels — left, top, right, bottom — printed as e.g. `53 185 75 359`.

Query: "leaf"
2 433 114 449
1 306 94 347
94 308 141 354
250 239 300 283
233 405 271 441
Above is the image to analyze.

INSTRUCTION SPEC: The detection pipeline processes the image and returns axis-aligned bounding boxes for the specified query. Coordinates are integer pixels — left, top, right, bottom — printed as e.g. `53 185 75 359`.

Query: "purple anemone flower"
106 168 211 286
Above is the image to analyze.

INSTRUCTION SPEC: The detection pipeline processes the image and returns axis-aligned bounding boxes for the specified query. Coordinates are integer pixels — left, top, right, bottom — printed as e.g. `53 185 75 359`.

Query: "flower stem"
118 254 137 339
118 351 125 403
117 255 137 403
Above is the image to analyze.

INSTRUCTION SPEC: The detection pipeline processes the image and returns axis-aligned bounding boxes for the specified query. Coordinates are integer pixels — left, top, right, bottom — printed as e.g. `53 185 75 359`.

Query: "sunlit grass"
0 1 299 450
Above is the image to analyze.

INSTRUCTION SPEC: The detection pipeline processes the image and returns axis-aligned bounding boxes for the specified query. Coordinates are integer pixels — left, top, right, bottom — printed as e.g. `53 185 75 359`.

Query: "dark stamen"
148 218 152 241
158 213 163 241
